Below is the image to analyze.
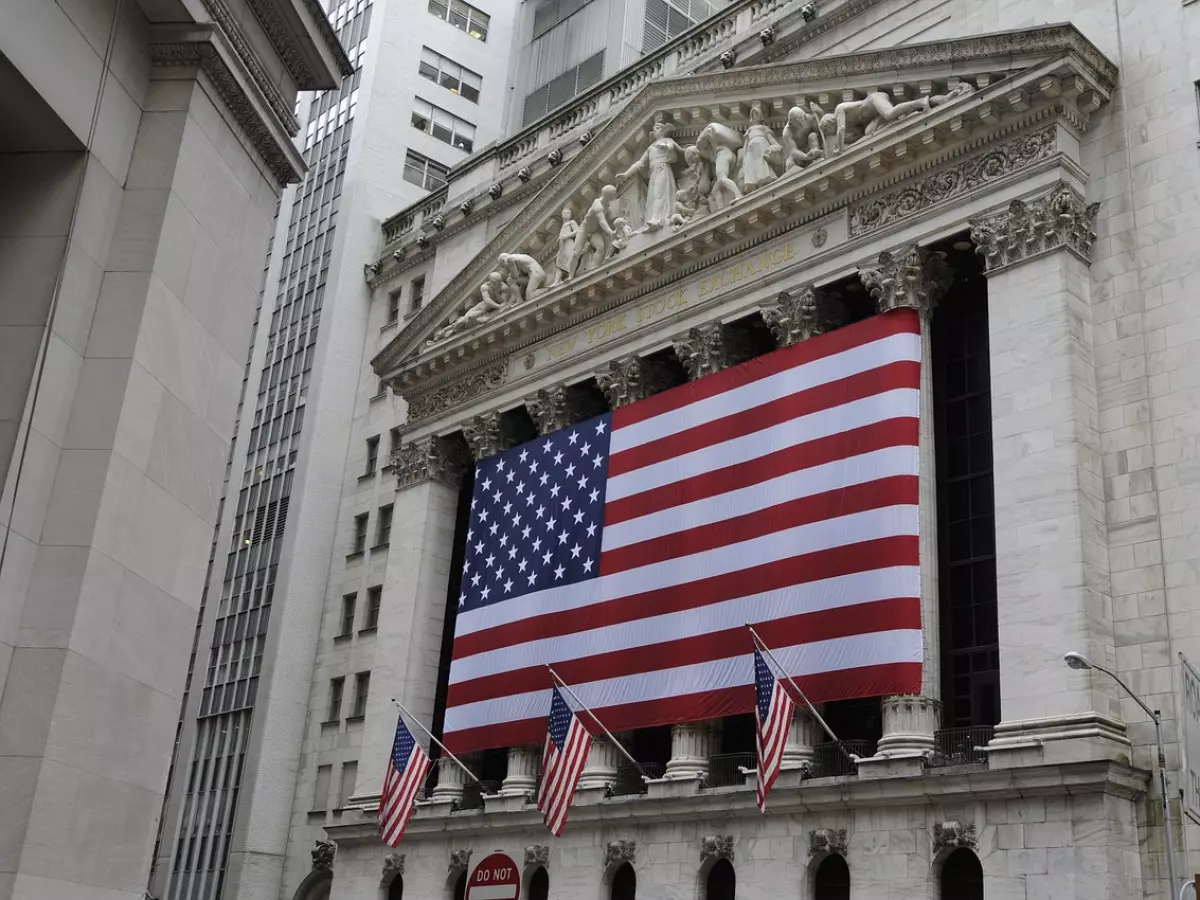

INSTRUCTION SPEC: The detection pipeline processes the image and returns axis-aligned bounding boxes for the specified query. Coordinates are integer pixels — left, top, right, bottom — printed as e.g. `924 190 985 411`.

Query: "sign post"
1181 654 1200 827
465 852 521 900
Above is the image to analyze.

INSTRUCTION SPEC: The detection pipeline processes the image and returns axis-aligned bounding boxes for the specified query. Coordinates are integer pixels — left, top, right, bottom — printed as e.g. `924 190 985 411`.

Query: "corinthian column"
858 244 952 758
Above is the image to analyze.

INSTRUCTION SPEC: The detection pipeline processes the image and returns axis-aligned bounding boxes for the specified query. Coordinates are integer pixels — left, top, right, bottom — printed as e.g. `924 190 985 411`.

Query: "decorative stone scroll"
312 840 336 871
700 835 735 864
405 362 508 425
449 849 473 872
932 821 978 852
392 435 470 490
859 244 952 317
382 853 405 878
808 828 848 858
525 385 573 435
969 180 1099 272
605 840 637 867
462 410 504 460
596 356 674 409
525 845 550 867
672 322 754 380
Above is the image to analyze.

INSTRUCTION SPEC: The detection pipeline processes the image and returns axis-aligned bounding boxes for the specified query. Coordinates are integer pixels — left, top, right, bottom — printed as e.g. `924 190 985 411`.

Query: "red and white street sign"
465 852 521 900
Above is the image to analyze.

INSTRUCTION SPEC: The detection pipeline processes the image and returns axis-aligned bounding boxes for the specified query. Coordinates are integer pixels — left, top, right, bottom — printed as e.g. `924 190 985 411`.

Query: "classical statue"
618 121 685 232
611 217 633 253
497 252 546 302
782 105 825 170
552 205 579 285
568 185 619 279
672 144 711 226
696 122 743 212
821 82 973 153
431 272 509 341
739 106 782 192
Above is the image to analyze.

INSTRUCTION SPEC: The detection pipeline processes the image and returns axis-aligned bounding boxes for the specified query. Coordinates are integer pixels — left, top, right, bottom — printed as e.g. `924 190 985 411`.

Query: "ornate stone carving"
700 835 735 863
759 25 776 45
970 181 1099 272
365 260 381 279
525 845 550 867
383 853 405 878
619 122 685 232
850 125 1057 236
578 130 595 146
548 148 564 166
552 205 581 285
821 82 973 155
740 106 783 192
761 285 824 347
392 436 470 489
431 214 446 231
460 199 474 216
800 1 817 21
462 411 505 460
812 227 828 248
569 186 620 278
719 49 737 69
405 362 508 424
489 183 504 200
518 165 534 182
596 357 673 409
859 245 952 316
933 821 977 851
312 840 336 870
808 828 847 857
449 849 473 872
672 322 753 380
393 248 405 261
525 385 573 435
605 840 637 867
497 253 547 302
417 234 430 250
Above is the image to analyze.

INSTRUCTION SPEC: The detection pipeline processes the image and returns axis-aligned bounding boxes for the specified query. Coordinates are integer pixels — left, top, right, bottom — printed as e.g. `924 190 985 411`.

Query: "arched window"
388 875 404 900
706 859 735 900
813 855 849 900
941 848 983 900
453 870 467 900
527 866 549 900
611 862 636 900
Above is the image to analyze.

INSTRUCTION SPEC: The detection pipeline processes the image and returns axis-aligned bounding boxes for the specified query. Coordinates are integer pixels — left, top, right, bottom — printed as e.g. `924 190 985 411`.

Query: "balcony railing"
812 739 873 778
927 725 993 768
704 752 757 789
608 762 666 796
455 779 502 811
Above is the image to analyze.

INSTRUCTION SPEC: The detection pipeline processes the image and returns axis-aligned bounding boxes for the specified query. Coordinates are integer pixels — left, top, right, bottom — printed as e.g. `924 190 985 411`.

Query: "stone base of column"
428 757 468 807
500 745 540 797
577 738 620 790
664 721 716 781
987 713 1130 769
873 694 941 758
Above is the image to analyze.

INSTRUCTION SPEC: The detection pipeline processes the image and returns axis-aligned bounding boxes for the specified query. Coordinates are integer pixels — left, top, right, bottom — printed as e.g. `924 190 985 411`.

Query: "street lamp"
1063 651 1179 898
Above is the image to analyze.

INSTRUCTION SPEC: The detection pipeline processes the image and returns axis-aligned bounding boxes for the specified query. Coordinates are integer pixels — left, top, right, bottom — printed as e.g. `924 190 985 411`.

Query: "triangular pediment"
373 23 1115 398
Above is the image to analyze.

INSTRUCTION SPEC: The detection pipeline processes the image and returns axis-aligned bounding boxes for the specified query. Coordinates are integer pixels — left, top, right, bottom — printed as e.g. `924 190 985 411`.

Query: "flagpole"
545 667 651 782
746 627 862 766
390 698 487 787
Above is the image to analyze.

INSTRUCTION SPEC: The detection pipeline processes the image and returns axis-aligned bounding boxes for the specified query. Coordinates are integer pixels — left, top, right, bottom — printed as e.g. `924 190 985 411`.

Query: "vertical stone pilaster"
500 745 540 796
969 184 1124 765
859 244 951 758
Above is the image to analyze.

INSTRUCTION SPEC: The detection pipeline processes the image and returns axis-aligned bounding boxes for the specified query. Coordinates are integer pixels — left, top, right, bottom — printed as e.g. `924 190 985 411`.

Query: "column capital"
969 181 1099 273
392 435 470 490
760 284 825 348
525 385 573 435
462 410 504 460
859 244 952 317
671 322 753 380
596 356 674 409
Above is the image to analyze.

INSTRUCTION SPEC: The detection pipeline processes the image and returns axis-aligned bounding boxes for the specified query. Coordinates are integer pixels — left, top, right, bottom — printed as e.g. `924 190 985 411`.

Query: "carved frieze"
969 180 1099 272
700 835 735 863
849 124 1057 237
383 853 405 878
525 385 573 435
672 322 754 380
312 840 336 871
449 849 473 872
393 436 470 490
932 821 977 851
808 828 848 857
462 411 505 461
859 245 952 317
525 845 550 867
761 284 824 348
405 362 508 425
605 840 637 867
596 356 675 409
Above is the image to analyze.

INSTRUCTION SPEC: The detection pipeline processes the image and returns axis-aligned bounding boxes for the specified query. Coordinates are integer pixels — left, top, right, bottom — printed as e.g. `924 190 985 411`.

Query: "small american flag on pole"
754 646 796 811
443 309 922 752
535 686 593 835
378 715 432 847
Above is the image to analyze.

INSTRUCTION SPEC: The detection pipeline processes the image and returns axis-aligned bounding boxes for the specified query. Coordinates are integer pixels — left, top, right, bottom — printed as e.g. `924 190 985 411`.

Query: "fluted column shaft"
664 721 717 780
500 745 540 796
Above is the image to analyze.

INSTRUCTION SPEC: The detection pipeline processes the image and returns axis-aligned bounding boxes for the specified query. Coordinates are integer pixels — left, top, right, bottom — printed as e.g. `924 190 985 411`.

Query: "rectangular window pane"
328 677 344 720
340 594 356 636
338 761 358 807
352 672 370 717
365 586 381 630
314 765 332 811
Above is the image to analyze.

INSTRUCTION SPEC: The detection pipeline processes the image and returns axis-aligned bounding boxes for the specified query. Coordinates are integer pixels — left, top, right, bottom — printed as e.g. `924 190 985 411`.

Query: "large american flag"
535 687 593 835
443 309 923 753
378 715 432 846
754 647 796 811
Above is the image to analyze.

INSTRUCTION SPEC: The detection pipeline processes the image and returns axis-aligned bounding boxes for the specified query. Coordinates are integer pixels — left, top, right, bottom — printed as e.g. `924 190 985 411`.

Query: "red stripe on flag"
612 308 921 428
451 535 917 660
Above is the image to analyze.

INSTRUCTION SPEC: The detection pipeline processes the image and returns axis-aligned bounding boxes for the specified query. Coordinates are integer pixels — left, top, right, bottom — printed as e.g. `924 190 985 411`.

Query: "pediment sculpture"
423 81 976 350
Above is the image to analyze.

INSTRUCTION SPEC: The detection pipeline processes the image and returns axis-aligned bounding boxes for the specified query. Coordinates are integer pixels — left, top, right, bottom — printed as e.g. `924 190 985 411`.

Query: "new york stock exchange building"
312 4 1200 899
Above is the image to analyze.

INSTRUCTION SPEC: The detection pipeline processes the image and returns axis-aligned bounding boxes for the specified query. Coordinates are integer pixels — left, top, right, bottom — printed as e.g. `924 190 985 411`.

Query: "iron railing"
812 739 873 778
609 762 666 796
928 726 993 767
455 780 502 811
704 752 757 788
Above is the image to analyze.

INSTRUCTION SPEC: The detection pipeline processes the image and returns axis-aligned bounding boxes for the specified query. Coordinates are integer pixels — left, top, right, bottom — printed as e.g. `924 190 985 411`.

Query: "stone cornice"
148 24 307 184
245 0 354 89
325 759 1146 847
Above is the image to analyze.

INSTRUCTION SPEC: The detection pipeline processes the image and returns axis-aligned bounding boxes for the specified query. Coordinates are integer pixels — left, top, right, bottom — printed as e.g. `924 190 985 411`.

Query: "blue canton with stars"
754 649 777 723
547 687 577 751
459 414 613 613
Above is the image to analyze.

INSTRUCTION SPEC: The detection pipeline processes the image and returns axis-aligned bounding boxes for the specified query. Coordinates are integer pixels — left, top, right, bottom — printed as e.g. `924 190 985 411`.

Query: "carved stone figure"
525 845 550 867
497 252 546 302
808 828 848 858
822 83 972 154
312 840 336 870
610 217 634 253
696 122 743 211
605 840 637 867
432 272 509 341
449 849 473 872
933 821 977 851
699 834 735 863
618 121 685 232
673 144 711 225
552 205 580 285
383 853 406 878
569 185 619 278
782 106 825 170
739 106 782 192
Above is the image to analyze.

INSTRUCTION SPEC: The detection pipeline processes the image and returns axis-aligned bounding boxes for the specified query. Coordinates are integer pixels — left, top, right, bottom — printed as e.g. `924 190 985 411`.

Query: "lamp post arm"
1090 661 1159 722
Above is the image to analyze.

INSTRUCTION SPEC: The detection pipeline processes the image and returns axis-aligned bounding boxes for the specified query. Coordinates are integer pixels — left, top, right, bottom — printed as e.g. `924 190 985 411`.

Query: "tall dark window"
933 241 999 729
941 848 984 900
453 870 468 900
388 875 404 900
813 854 850 900
611 863 636 900
528 867 549 900
706 860 735 900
